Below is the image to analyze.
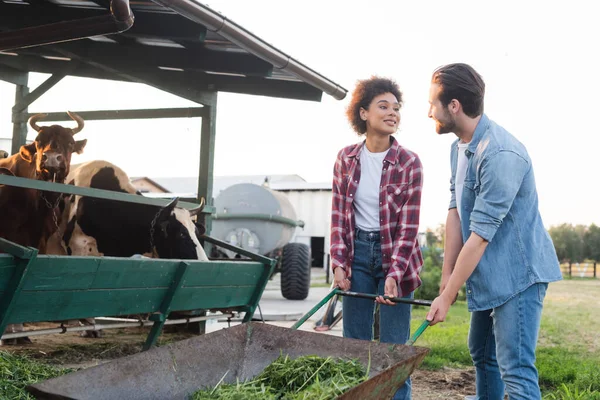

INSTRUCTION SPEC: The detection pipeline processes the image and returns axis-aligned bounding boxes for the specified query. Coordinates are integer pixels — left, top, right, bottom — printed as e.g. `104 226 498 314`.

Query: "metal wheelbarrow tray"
27 322 429 400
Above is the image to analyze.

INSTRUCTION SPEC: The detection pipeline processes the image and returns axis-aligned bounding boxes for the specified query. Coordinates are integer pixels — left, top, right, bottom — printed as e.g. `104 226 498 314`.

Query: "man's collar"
467 114 490 154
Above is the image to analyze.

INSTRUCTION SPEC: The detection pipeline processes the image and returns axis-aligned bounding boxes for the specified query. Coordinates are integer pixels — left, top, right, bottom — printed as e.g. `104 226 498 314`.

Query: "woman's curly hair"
345 76 403 135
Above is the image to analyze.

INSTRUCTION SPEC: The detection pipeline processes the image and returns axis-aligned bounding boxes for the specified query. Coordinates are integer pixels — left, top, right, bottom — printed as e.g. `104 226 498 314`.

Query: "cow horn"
188 197 205 216
29 113 48 132
67 111 85 135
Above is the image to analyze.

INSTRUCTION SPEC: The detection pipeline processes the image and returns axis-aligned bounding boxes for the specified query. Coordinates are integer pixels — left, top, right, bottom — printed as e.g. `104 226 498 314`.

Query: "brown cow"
0 111 87 345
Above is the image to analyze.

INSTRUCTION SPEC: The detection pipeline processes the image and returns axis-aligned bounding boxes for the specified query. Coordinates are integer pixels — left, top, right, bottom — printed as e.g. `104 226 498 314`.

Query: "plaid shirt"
330 136 424 296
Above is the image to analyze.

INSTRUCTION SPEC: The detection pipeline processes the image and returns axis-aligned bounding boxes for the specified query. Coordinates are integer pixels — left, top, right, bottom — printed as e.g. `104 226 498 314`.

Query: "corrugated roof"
0 0 348 102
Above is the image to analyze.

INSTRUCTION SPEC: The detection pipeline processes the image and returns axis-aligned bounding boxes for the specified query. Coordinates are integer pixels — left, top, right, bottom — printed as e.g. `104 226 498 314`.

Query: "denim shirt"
449 114 562 311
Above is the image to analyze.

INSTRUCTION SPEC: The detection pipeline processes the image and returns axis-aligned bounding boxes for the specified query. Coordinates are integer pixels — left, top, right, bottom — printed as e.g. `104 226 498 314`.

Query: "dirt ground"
2 321 475 400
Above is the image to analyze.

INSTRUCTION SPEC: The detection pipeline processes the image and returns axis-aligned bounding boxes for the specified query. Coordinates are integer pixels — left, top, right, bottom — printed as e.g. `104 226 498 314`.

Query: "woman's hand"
334 267 351 291
375 277 398 306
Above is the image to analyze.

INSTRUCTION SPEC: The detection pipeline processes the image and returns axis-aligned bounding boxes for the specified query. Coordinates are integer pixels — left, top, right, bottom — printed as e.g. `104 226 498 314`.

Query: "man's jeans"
468 282 548 400
343 229 413 400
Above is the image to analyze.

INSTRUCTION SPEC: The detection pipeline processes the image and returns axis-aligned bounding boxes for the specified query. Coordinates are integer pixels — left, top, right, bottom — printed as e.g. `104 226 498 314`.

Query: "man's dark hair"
346 76 402 135
432 63 485 117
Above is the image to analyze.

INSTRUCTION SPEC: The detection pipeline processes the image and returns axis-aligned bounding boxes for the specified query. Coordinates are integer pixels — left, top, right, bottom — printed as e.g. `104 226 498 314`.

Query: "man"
425 63 562 400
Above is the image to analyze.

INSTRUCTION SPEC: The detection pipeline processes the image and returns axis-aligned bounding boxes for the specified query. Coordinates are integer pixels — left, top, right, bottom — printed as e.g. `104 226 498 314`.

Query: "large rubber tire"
281 242 311 300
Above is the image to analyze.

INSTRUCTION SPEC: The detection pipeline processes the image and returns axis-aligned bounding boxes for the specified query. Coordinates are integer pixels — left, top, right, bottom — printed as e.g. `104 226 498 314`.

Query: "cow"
0 111 87 345
58 160 207 260
53 160 208 337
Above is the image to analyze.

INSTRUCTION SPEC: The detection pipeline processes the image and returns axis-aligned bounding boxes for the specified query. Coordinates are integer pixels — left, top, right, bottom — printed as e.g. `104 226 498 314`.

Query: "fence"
560 262 598 278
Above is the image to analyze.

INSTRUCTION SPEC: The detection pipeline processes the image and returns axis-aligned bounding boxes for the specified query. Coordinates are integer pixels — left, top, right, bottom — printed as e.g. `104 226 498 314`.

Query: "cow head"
19 111 87 183
152 197 208 260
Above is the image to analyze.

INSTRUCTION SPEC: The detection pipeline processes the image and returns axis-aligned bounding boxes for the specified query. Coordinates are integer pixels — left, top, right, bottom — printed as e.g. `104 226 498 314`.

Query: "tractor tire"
281 242 311 300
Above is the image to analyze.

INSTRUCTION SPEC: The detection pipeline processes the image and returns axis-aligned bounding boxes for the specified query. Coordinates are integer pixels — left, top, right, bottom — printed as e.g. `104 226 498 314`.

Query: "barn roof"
0 0 347 103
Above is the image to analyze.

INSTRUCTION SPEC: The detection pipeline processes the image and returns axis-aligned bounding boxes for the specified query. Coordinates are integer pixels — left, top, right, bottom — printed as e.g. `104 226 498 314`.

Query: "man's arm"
427 232 488 324
427 151 529 324
440 208 463 298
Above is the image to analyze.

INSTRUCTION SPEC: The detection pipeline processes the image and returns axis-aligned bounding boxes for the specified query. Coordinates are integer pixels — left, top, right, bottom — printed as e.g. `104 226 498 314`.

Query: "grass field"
410 279 600 399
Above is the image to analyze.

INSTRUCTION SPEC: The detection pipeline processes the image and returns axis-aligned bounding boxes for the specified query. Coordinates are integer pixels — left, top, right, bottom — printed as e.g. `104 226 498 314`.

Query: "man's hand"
426 293 453 325
375 277 398 306
333 267 351 291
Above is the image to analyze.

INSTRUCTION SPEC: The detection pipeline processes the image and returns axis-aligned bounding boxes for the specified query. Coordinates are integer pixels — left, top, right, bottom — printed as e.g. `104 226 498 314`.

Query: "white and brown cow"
51 160 208 337
57 160 207 260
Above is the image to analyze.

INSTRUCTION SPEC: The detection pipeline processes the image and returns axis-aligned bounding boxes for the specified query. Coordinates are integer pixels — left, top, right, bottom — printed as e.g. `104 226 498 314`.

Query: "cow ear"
74 139 87 154
19 143 37 162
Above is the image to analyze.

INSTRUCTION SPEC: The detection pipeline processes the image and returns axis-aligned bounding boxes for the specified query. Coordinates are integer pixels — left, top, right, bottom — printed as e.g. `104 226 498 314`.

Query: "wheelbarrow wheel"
281 242 311 300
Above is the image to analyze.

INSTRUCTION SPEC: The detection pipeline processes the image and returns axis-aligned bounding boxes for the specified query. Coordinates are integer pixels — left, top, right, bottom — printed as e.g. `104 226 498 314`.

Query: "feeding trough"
27 322 429 399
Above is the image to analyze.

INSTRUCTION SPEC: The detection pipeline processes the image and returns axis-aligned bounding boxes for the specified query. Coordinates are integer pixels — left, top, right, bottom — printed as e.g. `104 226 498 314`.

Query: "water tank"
211 183 303 256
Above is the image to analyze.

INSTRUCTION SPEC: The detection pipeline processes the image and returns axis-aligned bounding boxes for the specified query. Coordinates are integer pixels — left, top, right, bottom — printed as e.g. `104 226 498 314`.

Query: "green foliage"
414 247 443 300
543 383 600 400
549 223 600 263
537 347 600 393
0 351 72 399
585 224 600 262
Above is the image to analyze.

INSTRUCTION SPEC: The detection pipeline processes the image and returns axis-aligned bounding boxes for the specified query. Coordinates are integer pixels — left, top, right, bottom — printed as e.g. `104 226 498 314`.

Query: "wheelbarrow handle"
339 290 433 307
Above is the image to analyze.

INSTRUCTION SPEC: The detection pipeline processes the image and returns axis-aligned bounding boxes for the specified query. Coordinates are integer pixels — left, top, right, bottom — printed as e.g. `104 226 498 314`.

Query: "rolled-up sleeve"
470 151 529 242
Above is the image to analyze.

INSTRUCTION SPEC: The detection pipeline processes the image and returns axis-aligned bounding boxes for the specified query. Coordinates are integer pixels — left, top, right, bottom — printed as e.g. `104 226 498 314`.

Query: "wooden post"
11 78 29 155
594 262 597 279
568 262 572 278
143 261 190 351
0 247 38 336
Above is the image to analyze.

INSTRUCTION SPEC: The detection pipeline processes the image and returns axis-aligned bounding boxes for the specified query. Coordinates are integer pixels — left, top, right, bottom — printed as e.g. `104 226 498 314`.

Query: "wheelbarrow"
27 290 432 400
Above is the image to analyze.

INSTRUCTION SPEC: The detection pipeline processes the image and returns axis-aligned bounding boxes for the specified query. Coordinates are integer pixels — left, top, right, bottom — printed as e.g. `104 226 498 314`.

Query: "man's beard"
435 111 456 135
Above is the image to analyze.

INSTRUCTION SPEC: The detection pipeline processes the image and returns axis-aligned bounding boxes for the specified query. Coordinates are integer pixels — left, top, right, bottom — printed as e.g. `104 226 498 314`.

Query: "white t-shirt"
455 141 469 221
354 146 389 230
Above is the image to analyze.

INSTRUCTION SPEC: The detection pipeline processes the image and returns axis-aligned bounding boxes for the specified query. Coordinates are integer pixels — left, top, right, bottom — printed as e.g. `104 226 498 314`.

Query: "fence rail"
560 262 598 278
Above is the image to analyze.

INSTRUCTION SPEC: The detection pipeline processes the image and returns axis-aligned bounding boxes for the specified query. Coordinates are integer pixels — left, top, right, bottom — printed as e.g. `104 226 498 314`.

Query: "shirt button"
350 194 353 196
468 290 472 294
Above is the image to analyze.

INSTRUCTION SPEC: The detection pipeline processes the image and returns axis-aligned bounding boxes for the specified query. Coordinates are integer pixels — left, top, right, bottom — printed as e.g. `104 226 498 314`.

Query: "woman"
330 76 424 400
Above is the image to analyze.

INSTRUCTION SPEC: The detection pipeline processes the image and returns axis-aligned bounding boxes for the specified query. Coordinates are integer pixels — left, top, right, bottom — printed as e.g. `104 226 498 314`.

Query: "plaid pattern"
330 136 424 296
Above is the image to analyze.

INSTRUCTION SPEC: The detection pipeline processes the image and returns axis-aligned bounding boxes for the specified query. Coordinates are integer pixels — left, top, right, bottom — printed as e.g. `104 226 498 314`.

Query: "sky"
1 0 598 231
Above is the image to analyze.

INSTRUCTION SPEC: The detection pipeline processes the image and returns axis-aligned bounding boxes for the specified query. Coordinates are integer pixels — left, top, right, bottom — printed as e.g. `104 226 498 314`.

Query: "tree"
584 224 600 262
549 224 587 263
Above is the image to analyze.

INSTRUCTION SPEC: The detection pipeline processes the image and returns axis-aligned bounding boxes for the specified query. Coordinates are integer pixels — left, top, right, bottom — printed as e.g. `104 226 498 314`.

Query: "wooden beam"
198 99 216 242
55 40 273 77
0 54 132 83
11 81 28 155
17 107 207 123
0 47 322 102
12 73 67 113
143 261 190 351
0 247 39 337
0 63 27 85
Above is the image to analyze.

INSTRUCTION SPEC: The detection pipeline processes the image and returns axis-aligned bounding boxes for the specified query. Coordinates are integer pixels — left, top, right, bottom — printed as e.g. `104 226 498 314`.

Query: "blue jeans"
468 282 548 400
343 229 412 400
